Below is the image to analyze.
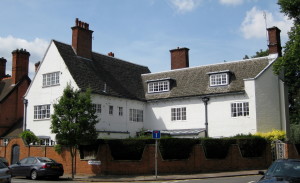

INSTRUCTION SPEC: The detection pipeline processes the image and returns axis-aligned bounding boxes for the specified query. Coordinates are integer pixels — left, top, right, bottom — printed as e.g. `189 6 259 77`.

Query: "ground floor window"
171 107 186 121
231 102 249 117
129 109 143 122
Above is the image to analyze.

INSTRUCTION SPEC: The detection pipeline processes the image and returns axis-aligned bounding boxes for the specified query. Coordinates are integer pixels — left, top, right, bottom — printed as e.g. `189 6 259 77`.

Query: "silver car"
0 161 11 183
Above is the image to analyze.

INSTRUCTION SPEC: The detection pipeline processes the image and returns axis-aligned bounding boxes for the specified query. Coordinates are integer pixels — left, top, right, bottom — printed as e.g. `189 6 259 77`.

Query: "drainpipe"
23 98 28 131
202 97 210 137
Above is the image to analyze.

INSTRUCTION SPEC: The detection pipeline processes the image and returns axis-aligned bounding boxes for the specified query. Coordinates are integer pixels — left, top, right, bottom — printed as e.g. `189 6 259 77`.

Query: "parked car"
9 157 64 180
0 157 9 167
0 160 11 183
258 159 300 183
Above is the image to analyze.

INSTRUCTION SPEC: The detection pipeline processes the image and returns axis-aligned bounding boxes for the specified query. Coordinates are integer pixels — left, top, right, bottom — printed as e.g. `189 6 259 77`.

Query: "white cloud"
240 7 293 40
219 0 243 6
0 36 49 78
169 0 202 13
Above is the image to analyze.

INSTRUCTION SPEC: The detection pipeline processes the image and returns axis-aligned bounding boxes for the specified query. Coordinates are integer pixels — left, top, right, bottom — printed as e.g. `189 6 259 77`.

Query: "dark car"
0 160 11 183
258 159 300 183
9 157 64 180
0 157 9 167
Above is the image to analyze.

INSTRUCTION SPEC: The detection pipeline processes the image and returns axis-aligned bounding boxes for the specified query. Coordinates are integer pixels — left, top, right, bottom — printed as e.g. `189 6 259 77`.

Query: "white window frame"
118 107 123 116
92 104 101 113
210 73 229 86
42 72 60 87
148 80 170 93
129 109 143 122
231 102 249 117
34 104 51 120
171 107 187 121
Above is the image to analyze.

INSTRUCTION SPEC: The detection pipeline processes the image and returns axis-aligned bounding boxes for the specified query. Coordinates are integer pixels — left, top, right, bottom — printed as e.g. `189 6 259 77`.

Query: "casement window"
92 104 101 113
118 107 123 116
129 109 143 122
210 73 229 86
109 106 113 115
34 105 51 120
231 102 249 117
148 80 170 93
42 72 60 87
2 139 9 146
171 107 187 121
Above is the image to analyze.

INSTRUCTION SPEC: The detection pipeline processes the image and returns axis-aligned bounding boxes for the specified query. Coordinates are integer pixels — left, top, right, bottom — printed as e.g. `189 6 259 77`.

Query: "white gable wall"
254 62 283 132
25 41 79 140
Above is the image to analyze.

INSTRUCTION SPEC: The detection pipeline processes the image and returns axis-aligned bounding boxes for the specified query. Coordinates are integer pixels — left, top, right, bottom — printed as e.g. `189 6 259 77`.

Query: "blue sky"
0 0 293 78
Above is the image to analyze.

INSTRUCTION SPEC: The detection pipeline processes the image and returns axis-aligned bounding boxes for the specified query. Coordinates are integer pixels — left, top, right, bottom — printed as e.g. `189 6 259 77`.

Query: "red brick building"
0 49 31 138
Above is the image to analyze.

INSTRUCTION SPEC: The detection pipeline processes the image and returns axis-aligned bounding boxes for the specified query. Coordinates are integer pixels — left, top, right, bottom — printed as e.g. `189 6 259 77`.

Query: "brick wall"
1 138 289 176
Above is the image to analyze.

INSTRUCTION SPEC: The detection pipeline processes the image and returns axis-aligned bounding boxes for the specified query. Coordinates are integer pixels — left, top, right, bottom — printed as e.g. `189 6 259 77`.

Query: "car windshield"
266 161 300 178
37 157 55 163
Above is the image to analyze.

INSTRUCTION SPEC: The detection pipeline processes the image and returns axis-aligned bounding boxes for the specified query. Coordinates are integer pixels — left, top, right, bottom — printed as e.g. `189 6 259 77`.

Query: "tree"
51 84 98 179
19 130 39 145
274 0 300 125
243 49 269 60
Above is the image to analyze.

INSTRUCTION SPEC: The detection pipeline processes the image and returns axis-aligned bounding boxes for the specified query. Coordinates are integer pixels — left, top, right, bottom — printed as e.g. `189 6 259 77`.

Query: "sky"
0 0 294 78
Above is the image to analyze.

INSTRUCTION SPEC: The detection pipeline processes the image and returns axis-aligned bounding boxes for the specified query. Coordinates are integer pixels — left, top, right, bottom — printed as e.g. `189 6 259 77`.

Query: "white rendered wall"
255 64 283 132
25 41 79 141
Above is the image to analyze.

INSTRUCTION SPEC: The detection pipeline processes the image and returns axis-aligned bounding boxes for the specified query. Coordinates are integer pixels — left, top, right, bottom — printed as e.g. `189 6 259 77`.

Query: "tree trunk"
70 146 75 179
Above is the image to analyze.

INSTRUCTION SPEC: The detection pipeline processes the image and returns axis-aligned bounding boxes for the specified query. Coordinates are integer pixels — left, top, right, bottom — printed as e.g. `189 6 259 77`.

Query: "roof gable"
53 40 150 100
142 57 271 100
0 76 31 102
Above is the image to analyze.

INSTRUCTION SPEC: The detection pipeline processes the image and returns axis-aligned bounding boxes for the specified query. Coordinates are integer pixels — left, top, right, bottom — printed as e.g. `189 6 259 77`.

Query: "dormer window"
147 78 171 93
208 70 230 86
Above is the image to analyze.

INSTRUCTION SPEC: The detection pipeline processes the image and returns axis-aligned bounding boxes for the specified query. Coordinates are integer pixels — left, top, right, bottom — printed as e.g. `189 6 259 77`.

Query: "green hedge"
107 139 146 160
201 138 235 159
159 138 199 160
236 137 267 157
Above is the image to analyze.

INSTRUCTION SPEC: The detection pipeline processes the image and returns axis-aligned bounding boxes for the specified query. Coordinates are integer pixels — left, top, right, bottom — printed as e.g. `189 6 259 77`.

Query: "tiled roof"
0 78 14 102
53 40 151 101
142 57 272 100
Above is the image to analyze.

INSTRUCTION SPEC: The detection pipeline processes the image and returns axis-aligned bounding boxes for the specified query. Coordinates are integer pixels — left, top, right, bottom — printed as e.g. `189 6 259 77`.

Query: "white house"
24 19 289 143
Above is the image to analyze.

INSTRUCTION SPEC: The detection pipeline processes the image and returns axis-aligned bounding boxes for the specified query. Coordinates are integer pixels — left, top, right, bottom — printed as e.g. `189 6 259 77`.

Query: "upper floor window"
231 102 249 117
148 80 170 93
171 107 187 121
92 104 101 113
210 73 229 86
43 72 60 87
34 104 50 120
129 109 143 122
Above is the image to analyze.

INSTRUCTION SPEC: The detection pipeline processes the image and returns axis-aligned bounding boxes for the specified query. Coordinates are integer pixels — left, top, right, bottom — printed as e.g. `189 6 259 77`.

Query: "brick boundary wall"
1 138 299 176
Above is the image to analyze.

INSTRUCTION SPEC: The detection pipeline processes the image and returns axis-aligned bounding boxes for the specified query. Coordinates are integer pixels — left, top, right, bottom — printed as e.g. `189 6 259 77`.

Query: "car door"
23 157 36 177
11 157 28 176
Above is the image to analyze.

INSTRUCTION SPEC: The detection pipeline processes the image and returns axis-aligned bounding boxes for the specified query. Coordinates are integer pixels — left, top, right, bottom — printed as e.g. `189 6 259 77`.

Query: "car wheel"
30 170 38 180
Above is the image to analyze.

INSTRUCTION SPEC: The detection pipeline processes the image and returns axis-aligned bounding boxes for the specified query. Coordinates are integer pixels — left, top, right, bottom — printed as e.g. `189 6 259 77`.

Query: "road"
12 175 262 183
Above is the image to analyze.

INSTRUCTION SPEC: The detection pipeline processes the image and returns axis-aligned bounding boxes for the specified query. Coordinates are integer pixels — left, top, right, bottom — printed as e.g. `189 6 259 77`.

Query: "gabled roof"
0 76 31 102
142 57 274 100
53 40 151 101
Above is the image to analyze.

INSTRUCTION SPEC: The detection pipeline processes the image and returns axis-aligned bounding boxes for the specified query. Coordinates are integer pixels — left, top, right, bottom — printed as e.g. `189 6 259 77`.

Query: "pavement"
63 169 262 182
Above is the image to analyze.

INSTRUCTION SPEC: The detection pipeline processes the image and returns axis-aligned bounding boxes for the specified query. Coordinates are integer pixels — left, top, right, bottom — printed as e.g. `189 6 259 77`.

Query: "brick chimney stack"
108 52 114 57
72 18 94 59
35 61 40 72
170 47 189 70
11 49 30 84
0 57 7 79
267 26 282 57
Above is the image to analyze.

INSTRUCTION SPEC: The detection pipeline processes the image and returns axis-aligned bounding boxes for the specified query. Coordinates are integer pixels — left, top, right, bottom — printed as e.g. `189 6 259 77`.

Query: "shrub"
290 124 300 143
159 138 199 160
201 138 235 159
19 130 39 145
236 136 267 157
255 130 286 142
107 139 146 160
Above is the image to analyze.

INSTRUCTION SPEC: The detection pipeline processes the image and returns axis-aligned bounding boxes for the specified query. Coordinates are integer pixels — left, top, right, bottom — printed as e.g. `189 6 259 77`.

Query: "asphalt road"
11 175 262 183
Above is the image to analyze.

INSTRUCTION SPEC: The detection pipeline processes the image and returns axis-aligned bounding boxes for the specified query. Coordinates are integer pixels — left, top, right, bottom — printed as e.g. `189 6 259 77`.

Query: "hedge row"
95 136 268 160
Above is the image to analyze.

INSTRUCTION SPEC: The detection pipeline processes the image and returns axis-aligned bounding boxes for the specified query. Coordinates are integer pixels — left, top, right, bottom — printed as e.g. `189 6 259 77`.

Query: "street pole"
155 139 158 180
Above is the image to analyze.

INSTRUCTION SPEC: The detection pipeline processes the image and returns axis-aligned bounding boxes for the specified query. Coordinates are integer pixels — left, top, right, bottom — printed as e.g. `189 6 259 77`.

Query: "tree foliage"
19 130 39 145
274 1 300 125
243 49 269 60
51 84 98 178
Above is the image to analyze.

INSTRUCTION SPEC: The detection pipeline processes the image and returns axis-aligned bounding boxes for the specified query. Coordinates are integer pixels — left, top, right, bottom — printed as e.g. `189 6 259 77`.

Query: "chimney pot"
170 47 189 70
108 52 115 57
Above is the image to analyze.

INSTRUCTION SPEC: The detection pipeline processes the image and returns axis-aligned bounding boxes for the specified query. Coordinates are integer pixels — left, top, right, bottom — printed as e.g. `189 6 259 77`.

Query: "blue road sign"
152 130 161 139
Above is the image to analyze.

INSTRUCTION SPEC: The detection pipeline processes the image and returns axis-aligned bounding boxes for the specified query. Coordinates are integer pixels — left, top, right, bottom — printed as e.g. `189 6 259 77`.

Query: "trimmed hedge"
201 138 235 159
107 139 146 160
159 138 199 160
236 137 267 157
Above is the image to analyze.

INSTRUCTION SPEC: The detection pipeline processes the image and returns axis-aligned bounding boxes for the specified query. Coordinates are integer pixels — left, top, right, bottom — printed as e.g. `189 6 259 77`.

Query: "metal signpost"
152 130 161 180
